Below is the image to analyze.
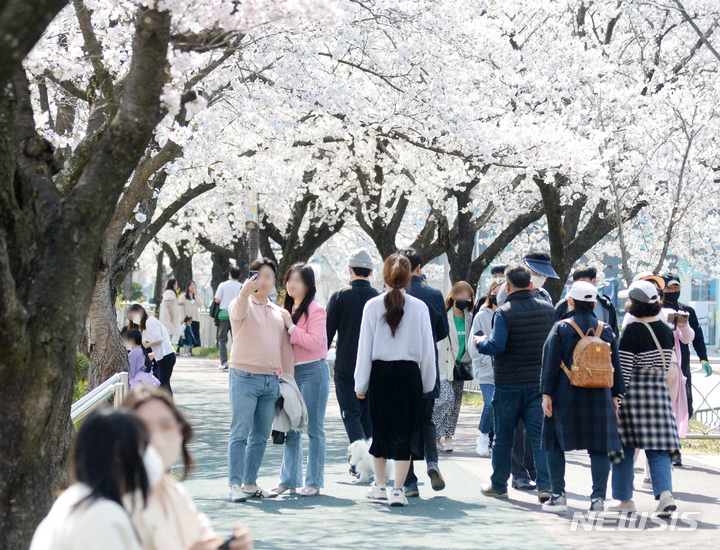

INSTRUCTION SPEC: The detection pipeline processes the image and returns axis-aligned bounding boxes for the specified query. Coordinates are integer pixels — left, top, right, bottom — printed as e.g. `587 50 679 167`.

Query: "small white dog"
347 439 394 484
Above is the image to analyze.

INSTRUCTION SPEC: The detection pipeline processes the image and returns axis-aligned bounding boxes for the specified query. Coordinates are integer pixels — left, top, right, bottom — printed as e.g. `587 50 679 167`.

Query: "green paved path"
172 358 720 549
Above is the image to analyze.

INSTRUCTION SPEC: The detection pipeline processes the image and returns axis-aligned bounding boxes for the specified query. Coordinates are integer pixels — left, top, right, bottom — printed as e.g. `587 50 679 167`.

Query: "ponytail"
382 253 412 336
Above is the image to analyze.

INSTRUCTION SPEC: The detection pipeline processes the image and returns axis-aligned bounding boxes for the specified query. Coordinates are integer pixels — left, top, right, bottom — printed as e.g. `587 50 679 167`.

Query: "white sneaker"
608 500 636 513
476 434 491 457
443 438 453 452
654 491 676 518
242 486 278 499
389 488 408 507
436 438 445 452
366 483 388 500
218 363 229 370
542 493 568 513
229 484 247 502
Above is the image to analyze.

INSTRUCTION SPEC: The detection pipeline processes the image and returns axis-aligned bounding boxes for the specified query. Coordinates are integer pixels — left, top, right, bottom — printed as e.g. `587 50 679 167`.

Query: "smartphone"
248 270 259 292
668 311 689 326
218 536 234 550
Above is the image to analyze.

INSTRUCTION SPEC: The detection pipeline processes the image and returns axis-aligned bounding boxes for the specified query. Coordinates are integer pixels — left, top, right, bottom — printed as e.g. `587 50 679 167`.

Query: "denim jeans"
218 320 232 365
612 447 672 501
478 383 494 434
334 368 372 443
490 382 549 492
227 369 278 486
279 360 331 488
546 446 610 499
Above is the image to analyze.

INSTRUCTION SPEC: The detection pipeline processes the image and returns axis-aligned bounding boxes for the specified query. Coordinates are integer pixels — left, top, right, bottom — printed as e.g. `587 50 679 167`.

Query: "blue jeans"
546 446 610 500
612 447 672 501
279 360 331 488
490 382 549 492
227 369 279 486
478 383 494 434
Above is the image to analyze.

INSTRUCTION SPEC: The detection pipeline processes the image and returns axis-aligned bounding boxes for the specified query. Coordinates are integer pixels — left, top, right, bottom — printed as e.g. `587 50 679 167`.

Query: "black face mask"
455 299 470 310
489 295 498 306
664 291 680 303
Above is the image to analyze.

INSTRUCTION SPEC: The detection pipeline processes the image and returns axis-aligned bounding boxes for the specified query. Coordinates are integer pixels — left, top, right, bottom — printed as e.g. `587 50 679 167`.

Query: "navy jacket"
406 275 450 398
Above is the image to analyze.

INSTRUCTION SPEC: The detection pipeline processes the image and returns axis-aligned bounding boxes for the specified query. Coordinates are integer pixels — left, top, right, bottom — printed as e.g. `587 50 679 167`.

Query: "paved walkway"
172 358 720 549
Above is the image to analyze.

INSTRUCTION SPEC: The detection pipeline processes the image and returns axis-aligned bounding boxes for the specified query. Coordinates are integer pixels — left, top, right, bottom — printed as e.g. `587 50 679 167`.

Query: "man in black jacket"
327 249 379 444
475 265 556 502
398 248 450 497
555 265 619 336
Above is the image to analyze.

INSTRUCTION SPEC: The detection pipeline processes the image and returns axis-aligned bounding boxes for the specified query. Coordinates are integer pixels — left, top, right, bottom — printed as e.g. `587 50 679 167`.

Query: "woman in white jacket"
468 278 504 457
433 281 475 452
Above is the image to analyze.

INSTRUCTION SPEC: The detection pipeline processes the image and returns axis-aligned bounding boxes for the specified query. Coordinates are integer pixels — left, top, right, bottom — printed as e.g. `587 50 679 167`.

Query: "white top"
178 293 204 320
215 280 243 310
144 316 174 361
354 293 436 394
468 307 495 384
30 483 142 550
158 289 179 338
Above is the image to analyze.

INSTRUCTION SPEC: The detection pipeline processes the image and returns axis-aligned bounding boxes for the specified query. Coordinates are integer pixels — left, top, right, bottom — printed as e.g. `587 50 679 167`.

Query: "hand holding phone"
241 272 259 297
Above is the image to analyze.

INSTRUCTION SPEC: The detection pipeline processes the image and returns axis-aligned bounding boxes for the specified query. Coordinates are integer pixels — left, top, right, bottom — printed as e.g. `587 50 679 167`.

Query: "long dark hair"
383 253 412 336
283 263 317 324
165 278 177 293
445 281 475 312
72 409 149 509
127 303 149 331
123 386 195 479
184 280 196 301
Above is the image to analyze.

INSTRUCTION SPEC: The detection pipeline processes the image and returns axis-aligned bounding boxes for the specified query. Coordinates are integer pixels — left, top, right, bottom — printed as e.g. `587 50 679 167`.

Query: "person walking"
468 278 504 457
397 248 449 498
159 278 180 343
610 281 680 517
274 263 330 497
178 280 204 348
355 253 437 507
227 258 295 503
127 304 176 395
555 265 619 336
326 248 379 444
540 281 625 513
475 265 556 502
215 267 243 370
433 281 475 452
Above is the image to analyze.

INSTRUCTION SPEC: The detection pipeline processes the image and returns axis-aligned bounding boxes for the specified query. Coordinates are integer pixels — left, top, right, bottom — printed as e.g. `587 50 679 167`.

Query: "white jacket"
272 372 308 432
468 307 495 385
437 310 474 382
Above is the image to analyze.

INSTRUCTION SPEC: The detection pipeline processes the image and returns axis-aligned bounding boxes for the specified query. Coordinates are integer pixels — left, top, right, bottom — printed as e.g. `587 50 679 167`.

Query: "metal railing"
71 372 129 424
687 365 720 439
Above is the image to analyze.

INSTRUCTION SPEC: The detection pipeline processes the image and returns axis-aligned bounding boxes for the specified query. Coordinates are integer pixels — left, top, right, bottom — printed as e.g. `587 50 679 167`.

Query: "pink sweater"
228 293 295 376
288 300 328 364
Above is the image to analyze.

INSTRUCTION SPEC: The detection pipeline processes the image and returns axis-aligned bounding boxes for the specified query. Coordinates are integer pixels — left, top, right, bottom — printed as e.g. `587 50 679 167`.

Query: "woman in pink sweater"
275 263 329 497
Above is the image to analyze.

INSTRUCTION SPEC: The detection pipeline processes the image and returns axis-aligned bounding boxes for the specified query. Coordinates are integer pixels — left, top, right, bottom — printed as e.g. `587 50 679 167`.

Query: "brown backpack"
560 320 614 389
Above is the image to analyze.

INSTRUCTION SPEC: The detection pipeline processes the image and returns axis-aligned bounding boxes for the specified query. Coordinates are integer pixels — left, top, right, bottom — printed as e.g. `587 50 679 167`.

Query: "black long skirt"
368 359 423 461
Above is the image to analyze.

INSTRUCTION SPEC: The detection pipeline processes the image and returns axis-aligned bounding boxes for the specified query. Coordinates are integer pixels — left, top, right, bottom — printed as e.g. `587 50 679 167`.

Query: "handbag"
453 360 474 381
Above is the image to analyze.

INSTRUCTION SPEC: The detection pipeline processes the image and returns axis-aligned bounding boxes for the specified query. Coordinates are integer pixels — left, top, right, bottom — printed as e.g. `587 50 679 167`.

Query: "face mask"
124 342 134 351
153 431 183 471
489 295 498 306
454 299 470 310
143 445 164 488
131 314 143 324
664 291 680 303
531 275 547 289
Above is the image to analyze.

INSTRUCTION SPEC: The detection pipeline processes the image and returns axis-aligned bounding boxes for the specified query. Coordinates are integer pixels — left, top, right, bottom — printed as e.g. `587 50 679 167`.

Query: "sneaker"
218 363 229 370
390 488 408 507
641 477 653 490
443 438 454 452
242 486 278 499
229 484 247 502
537 489 552 503
672 455 683 467
542 494 568 513
476 434 491 457
481 482 508 499
512 478 537 491
427 463 446 491
404 482 420 497
608 500 636 514
654 491 676 518
436 438 445 452
366 482 388 500
590 498 605 512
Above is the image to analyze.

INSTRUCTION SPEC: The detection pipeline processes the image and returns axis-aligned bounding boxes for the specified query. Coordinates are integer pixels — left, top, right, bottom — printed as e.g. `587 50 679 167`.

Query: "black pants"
511 420 536 482
156 353 176 396
334 368 372 443
404 397 438 487
191 320 201 347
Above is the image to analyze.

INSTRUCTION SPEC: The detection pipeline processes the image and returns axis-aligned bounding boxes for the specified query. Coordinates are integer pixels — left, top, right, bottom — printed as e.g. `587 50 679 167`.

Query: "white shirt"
354 293 436 394
215 280 243 310
144 316 174 361
30 483 142 550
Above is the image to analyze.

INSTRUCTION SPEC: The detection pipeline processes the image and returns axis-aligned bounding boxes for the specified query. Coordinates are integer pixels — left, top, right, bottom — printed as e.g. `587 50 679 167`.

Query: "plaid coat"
613 320 681 462
541 310 625 453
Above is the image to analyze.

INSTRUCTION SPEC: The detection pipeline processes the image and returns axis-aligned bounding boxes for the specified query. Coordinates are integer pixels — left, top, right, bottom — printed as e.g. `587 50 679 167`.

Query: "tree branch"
73 0 116 109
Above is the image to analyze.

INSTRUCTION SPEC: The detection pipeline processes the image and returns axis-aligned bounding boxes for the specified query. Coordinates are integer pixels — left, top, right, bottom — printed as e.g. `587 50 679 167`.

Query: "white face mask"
153 431 183 471
143 445 164 488
531 275 547 289
131 314 143 324
124 342 134 351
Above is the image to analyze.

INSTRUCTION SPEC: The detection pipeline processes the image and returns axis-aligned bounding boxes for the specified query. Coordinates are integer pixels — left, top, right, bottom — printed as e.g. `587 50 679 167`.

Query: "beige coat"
437 309 473 382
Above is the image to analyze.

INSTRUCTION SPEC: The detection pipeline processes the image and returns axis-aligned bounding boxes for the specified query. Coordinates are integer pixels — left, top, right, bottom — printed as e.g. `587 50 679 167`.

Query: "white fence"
117 302 218 348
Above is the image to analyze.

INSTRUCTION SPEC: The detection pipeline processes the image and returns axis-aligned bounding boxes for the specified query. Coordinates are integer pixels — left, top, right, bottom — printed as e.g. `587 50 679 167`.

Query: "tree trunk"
153 249 165 307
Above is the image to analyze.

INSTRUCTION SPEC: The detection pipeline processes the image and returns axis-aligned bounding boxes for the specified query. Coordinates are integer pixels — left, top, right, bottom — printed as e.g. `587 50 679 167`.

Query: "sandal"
300 486 320 497
271 485 297 495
